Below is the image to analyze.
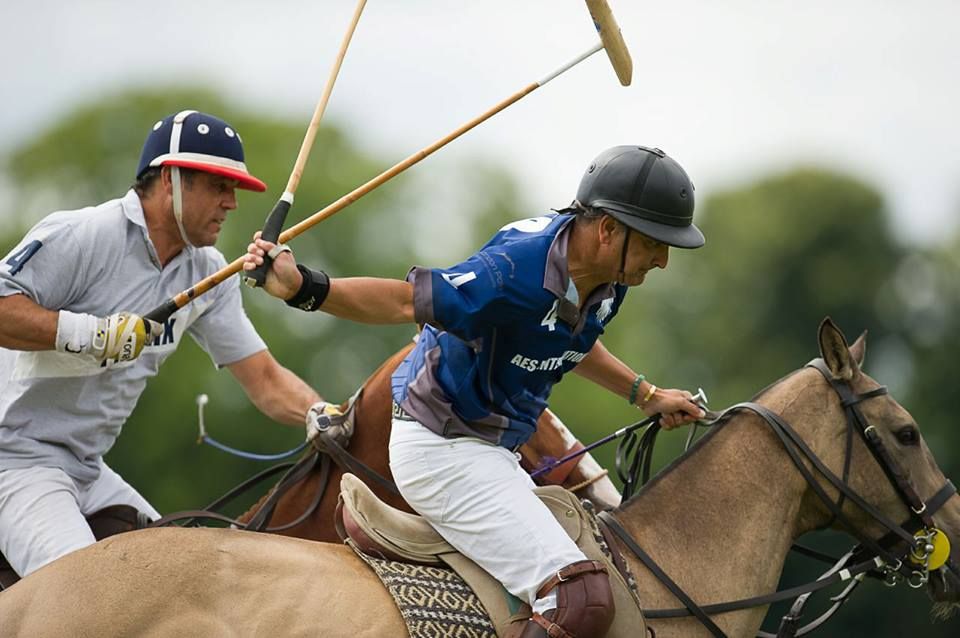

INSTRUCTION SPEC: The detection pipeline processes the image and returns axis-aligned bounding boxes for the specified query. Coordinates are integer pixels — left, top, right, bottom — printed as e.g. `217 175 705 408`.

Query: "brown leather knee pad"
527 559 616 638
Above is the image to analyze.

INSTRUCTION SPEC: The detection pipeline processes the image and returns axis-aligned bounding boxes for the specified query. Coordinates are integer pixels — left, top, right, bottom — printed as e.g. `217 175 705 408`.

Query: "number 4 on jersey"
540 300 559 332
4 240 42 275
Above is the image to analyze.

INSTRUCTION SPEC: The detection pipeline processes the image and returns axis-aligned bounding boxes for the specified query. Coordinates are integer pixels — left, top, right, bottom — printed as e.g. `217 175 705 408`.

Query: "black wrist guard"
285 264 330 312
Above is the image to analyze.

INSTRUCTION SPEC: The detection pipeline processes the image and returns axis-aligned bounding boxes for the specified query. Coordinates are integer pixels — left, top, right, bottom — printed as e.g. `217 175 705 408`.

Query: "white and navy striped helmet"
136 110 266 192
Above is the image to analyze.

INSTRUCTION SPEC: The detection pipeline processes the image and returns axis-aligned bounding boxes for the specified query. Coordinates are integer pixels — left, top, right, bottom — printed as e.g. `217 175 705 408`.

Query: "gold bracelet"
641 384 658 407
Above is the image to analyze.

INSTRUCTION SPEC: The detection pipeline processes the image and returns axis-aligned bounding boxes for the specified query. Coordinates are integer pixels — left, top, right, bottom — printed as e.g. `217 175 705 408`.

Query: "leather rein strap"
599 358 956 637
151 430 400 531
599 511 726 637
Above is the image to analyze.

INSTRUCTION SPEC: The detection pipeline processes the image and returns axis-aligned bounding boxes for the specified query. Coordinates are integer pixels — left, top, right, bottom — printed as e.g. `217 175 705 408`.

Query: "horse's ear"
818 317 860 381
848 331 867 368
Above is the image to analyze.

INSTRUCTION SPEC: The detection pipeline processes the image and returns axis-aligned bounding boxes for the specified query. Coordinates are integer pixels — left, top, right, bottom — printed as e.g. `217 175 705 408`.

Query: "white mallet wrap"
267 244 292 260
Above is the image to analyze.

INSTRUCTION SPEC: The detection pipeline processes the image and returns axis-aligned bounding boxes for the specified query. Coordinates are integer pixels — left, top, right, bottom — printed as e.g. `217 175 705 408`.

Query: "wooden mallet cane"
241 0 368 289
144 0 632 324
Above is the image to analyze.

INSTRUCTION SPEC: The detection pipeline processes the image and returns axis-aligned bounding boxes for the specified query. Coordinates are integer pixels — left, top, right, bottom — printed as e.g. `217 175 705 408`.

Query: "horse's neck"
616 407 816 637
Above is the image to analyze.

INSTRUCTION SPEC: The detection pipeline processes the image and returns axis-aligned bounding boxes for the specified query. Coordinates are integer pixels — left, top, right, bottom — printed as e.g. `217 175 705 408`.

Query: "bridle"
599 358 957 638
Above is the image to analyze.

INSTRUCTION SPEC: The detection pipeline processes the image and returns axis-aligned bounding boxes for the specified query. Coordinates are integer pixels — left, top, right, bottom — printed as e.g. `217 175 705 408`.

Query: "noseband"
600 358 957 638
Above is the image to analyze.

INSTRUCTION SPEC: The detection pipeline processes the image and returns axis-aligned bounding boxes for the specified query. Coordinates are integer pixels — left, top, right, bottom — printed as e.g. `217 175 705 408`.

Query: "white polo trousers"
0 463 160 577
388 418 586 608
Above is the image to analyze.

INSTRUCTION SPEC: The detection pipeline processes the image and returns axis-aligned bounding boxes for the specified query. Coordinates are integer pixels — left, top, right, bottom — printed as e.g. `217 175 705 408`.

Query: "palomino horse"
1 320 957 638
233 342 621 540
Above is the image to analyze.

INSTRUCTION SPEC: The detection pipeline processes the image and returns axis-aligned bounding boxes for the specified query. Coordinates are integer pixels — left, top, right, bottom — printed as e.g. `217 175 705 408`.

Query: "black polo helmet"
575 145 704 249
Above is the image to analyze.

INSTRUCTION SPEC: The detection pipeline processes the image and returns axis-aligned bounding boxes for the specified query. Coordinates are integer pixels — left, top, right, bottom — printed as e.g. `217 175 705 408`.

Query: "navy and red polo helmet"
136 110 267 192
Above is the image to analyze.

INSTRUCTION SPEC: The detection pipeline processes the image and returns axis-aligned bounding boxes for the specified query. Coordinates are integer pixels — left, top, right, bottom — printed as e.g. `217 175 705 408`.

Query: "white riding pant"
389 418 586 609
0 463 160 577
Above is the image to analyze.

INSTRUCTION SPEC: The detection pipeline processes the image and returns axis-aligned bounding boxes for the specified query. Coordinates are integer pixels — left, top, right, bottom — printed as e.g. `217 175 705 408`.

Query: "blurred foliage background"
1 88 958 634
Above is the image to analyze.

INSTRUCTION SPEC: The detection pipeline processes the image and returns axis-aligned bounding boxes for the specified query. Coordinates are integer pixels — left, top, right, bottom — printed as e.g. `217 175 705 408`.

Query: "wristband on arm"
285 264 330 312
627 374 646 406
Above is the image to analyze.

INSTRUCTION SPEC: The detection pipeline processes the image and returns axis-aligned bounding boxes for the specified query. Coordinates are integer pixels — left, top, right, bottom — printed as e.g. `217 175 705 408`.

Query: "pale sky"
1 0 958 244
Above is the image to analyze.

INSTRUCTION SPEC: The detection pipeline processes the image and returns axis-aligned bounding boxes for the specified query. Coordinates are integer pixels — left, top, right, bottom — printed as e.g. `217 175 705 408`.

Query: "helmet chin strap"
170 166 194 248
617 225 631 285
168 110 197 249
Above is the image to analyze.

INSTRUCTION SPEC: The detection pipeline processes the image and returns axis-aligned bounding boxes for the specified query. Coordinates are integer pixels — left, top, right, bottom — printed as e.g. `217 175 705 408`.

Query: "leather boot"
510 559 616 638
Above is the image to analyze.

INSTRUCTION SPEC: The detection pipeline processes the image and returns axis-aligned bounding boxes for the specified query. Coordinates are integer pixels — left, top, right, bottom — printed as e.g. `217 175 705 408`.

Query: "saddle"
0 504 148 591
337 473 646 637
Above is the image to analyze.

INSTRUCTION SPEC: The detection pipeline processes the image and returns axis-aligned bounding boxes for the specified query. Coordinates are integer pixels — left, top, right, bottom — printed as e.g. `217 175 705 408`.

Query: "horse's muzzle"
929 561 960 604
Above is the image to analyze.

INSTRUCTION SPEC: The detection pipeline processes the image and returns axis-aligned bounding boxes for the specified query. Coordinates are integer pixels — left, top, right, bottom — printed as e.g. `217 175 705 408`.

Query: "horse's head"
779 318 960 612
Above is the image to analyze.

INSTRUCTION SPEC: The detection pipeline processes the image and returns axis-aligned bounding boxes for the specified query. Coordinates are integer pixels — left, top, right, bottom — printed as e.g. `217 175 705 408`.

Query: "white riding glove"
55 310 161 363
305 401 352 448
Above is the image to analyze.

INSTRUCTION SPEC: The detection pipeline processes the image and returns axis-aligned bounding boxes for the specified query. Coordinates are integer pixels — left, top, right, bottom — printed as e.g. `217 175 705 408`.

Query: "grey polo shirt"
0 190 266 483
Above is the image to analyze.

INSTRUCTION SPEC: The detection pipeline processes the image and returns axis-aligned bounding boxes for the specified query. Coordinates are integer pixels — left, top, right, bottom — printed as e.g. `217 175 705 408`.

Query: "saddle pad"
351 541 497 638
348 496 647 637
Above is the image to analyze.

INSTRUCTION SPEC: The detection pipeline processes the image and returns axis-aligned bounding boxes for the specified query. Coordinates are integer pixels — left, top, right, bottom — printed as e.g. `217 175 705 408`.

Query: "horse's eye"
895 426 920 446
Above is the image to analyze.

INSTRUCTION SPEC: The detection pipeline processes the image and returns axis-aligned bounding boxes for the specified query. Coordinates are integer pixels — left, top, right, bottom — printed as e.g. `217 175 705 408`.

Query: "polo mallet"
144 0 632 324
241 0 368 289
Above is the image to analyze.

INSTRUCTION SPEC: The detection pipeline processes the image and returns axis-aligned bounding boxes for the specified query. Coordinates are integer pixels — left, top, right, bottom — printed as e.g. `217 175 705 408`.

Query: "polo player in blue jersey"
245 145 707 637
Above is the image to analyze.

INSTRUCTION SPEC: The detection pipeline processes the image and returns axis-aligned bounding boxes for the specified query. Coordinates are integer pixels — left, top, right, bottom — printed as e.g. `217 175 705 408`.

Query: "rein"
598 359 956 637
530 388 708 496
152 429 400 532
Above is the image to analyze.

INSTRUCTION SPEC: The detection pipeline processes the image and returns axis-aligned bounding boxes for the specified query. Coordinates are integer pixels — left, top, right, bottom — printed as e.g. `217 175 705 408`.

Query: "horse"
0 341 619 591
232 342 621 540
1 319 957 638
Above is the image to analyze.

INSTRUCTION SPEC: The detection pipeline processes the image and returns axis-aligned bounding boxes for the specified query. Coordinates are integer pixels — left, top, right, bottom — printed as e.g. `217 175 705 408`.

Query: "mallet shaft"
243 0 367 289
286 0 368 197
146 40 625 322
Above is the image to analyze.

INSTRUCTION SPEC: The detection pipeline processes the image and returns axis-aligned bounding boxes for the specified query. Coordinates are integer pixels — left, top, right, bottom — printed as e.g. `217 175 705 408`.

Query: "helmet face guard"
576 145 704 249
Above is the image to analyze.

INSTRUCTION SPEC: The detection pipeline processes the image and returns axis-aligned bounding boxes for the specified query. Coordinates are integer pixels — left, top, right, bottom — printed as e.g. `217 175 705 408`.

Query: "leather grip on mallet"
144 299 179 326
243 198 292 288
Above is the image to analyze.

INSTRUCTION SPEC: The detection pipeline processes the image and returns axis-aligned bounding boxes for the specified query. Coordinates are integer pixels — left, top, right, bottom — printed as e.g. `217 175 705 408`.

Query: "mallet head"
585 0 633 86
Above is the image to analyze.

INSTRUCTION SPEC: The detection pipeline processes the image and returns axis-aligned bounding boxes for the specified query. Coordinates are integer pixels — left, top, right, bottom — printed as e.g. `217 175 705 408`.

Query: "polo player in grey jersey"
0 110 342 580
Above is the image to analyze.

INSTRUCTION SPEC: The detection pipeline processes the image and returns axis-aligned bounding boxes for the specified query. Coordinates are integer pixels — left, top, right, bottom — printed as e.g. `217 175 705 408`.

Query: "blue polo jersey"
392 213 627 450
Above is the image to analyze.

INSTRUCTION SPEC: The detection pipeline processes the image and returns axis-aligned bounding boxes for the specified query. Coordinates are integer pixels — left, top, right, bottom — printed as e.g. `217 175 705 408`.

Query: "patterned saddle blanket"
337 473 646 637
